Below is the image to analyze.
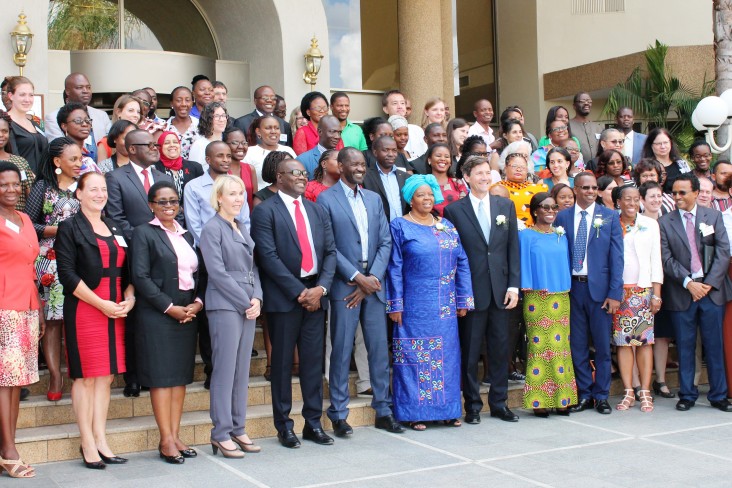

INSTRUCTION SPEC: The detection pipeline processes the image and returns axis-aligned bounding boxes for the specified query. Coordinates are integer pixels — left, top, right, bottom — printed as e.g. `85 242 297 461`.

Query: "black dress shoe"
302 425 334 445
676 399 695 411
20 388 30 401
158 449 184 465
123 383 140 398
555 408 570 416
709 399 732 412
98 451 128 464
179 448 197 458
464 410 481 424
569 398 593 413
533 409 549 418
204 375 211 390
277 429 301 448
375 414 406 433
489 407 519 422
332 419 353 437
595 399 612 414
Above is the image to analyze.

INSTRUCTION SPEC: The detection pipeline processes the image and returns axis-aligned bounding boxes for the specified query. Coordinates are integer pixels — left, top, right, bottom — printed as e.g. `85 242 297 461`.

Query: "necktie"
294 200 314 273
140 168 151 193
572 210 588 272
477 200 490 242
684 212 702 274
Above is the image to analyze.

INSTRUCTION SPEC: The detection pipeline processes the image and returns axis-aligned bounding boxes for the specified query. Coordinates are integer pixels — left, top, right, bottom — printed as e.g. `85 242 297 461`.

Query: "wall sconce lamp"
303 36 324 91
10 12 33 76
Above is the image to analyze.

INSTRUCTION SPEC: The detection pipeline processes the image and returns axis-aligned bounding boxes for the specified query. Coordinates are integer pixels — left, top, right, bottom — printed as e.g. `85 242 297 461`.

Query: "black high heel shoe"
179 448 197 458
98 451 128 464
79 447 105 470
652 380 676 398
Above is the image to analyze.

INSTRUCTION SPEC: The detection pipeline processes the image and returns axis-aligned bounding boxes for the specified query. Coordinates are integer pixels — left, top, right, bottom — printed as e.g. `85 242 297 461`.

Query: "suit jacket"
659 206 730 309
250 193 336 312
628 214 664 289
317 183 391 302
363 149 409 171
362 166 410 219
199 214 263 314
554 203 624 303
630 131 647 165
233 110 293 147
56 211 129 295
130 223 206 313
443 195 520 310
154 159 205 198
105 164 175 240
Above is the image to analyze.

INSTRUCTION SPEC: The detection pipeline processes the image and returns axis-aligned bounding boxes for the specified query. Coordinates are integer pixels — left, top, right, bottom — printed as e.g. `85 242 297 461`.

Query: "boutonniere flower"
592 217 605 238
496 215 507 227
554 225 565 242
637 223 647 232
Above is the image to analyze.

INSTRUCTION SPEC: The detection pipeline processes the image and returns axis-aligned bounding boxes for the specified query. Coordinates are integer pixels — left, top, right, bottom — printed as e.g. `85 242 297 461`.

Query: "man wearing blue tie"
554 172 623 414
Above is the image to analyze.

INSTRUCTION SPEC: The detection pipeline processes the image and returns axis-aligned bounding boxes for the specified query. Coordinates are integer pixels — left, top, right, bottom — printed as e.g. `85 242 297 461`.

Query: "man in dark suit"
250 158 337 448
233 85 293 147
659 173 732 412
106 129 175 397
443 156 521 424
362 136 409 221
554 172 623 414
317 147 404 437
408 123 448 175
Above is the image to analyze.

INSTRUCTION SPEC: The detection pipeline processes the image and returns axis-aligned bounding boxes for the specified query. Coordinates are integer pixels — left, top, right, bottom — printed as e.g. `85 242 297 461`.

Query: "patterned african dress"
499 180 549 224
6 154 36 211
519 227 577 409
386 217 474 422
25 180 80 321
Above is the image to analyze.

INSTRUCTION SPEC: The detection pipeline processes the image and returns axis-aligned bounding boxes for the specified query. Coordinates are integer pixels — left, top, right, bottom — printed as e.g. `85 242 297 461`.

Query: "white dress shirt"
129 161 154 188
572 202 595 276
467 122 495 150
278 191 319 277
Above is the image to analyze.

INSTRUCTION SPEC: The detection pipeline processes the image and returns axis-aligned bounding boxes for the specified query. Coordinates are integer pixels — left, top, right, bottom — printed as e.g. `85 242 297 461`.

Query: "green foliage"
48 0 143 50
602 40 714 152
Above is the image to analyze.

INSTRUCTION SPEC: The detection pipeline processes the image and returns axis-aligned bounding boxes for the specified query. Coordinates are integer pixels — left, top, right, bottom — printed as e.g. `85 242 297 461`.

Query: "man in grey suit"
106 129 174 397
659 173 732 412
233 85 293 147
317 147 405 437
616 107 647 165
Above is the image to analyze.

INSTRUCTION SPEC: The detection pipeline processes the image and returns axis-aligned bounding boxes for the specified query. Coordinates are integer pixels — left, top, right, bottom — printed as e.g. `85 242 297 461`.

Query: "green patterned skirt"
522 290 577 409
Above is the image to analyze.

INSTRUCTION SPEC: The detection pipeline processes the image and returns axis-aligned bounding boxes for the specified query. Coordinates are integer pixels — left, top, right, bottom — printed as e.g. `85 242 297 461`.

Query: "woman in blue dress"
386 175 474 430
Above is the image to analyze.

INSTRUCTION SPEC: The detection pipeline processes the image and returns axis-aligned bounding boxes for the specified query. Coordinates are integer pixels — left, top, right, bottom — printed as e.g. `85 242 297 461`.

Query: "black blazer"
56 211 130 295
105 163 176 240
154 159 205 199
363 149 409 171
250 193 336 313
130 223 206 313
362 166 410 219
233 110 293 147
443 195 520 311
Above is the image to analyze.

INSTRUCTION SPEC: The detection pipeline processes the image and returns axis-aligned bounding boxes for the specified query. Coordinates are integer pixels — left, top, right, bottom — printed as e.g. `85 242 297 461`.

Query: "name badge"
20 170 28 181
700 223 715 237
114 235 128 247
5 219 20 233
279 134 288 142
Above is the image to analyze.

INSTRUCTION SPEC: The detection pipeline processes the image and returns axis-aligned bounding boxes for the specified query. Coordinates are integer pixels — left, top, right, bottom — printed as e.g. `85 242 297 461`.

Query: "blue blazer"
630 131 647 165
554 204 624 303
317 183 392 302
297 146 323 181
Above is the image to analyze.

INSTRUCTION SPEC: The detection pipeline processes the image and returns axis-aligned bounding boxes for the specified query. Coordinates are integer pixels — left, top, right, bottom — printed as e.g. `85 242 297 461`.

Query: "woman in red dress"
56 172 135 469
305 149 340 202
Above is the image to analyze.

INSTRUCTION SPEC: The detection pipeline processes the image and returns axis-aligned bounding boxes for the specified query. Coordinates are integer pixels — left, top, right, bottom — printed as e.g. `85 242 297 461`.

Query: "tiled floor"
13 389 732 488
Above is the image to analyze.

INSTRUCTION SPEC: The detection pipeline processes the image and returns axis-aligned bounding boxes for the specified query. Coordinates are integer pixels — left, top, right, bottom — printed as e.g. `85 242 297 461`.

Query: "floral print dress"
25 180 80 320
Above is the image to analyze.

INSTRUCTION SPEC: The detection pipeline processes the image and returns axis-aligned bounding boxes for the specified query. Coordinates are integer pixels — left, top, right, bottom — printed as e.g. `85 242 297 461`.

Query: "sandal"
0 457 36 478
442 418 462 427
409 421 427 431
616 388 635 411
639 389 654 412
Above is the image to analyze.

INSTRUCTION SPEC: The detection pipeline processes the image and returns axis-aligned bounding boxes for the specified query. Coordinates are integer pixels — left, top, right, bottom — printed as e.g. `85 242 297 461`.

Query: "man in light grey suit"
317 147 405 436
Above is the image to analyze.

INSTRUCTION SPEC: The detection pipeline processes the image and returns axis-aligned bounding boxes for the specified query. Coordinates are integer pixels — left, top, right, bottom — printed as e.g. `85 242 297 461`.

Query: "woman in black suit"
154 131 204 217
131 181 205 465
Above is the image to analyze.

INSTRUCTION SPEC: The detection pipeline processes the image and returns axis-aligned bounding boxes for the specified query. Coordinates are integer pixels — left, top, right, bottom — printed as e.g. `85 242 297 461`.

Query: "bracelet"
124 296 136 301
651 295 662 302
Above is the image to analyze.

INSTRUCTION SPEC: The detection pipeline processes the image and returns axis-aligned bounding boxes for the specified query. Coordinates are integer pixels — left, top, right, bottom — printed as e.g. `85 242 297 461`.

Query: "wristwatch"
319 286 328 297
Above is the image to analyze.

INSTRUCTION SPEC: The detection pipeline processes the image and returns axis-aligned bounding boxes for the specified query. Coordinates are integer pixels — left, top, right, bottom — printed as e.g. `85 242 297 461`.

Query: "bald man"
296 115 343 180
234 85 293 147
44 73 111 143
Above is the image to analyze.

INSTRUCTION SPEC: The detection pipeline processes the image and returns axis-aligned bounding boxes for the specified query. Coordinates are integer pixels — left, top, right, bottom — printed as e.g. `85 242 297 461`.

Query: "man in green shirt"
331 92 367 151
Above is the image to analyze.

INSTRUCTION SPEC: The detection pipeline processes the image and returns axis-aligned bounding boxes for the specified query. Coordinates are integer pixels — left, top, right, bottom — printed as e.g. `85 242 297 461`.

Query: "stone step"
18 373 363 429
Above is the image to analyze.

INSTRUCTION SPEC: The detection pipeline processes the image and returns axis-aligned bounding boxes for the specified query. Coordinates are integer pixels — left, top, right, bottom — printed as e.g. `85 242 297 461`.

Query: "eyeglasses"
671 190 692 196
279 169 309 178
565 147 580 154
212 114 228 120
506 163 528 171
549 126 568 133
130 142 161 150
652 141 670 147
69 118 92 126
309 105 329 114
256 96 277 102
151 199 180 207
607 139 625 145
227 140 248 147
578 185 599 191
538 204 560 211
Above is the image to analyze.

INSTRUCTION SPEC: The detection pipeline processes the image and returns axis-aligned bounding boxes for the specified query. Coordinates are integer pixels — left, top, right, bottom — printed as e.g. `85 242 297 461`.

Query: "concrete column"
440 0 455 118
397 0 444 125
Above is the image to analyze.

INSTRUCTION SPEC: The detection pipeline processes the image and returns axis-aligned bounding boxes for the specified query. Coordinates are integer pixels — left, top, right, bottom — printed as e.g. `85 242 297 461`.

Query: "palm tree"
48 0 143 50
602 40 714 152
714 0 732 158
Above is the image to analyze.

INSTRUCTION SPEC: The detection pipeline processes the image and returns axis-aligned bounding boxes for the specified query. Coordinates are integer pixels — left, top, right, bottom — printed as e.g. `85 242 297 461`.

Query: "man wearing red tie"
251 158 337 448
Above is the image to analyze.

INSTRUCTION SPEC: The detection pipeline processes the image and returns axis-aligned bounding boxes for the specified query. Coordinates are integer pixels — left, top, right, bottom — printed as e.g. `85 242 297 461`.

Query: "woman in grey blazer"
200 175 263 458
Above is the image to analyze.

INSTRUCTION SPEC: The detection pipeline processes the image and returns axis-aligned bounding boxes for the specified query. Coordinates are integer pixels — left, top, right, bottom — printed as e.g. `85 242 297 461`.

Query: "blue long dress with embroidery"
386 217 474 422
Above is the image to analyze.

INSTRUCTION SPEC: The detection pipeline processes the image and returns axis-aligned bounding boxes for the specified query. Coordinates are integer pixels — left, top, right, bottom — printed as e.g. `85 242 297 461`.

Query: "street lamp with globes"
692 90 732 154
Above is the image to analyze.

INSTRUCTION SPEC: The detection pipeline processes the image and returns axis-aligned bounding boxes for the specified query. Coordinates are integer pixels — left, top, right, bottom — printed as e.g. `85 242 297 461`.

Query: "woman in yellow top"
497 141 548 225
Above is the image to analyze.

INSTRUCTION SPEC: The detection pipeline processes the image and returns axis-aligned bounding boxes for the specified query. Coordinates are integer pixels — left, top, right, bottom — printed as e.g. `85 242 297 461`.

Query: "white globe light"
691 110 706 132
720 89 732 117
695 96 728 128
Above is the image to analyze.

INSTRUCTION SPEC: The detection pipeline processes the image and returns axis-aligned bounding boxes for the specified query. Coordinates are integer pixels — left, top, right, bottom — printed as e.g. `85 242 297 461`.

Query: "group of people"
1 70 732 480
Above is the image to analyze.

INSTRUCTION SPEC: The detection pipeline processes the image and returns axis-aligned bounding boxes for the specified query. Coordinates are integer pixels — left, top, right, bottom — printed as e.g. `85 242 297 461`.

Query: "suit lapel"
461 197 488 246
124 165 148 201
670 210 691 252
333 185 360 233
273 195 301 250
78 211 100 248
152 225 176 255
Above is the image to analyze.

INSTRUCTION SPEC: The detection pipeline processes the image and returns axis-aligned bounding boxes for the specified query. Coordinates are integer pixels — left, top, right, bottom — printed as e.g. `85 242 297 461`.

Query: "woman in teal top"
519 192 576 417
542 147 574 189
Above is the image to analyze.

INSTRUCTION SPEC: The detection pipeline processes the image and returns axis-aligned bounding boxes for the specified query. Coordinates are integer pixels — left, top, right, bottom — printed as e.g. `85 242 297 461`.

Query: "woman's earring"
55 167 62 175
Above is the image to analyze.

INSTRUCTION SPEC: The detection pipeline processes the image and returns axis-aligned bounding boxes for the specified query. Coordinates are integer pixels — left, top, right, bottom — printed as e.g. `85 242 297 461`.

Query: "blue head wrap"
401 174 444 205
